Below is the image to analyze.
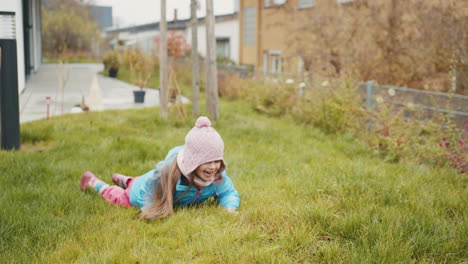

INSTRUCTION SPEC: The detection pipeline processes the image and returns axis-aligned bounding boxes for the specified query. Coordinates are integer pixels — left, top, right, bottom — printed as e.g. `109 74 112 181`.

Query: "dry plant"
122 48 154 90
167 66 187 118
266 0 467 94
55 61 69 115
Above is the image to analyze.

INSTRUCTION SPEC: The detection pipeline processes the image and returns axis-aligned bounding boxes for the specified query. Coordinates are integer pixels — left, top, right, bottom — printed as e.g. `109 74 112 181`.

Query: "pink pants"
101 177 138 208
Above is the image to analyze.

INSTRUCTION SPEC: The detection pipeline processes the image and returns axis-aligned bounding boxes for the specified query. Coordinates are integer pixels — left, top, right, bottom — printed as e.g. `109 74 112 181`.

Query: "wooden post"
366 81 375 109
366 81 375 128
205 0 218 120
191 0 200 116
159 0 168 119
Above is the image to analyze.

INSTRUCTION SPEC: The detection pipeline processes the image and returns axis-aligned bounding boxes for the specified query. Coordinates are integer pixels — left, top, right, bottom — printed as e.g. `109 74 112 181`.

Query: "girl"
80 116 240 219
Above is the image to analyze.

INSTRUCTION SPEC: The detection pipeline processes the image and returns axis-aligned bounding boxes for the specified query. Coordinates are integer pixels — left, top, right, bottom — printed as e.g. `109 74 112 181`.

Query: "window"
216 37 230 59
242 7 256 45
269 50 283 73
271 57 283 73
298 0 314 9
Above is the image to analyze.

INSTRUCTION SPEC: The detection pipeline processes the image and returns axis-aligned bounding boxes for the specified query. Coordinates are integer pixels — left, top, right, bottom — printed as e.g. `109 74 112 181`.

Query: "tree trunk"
205 0 218 121
191 0 200 116
159 0 168 119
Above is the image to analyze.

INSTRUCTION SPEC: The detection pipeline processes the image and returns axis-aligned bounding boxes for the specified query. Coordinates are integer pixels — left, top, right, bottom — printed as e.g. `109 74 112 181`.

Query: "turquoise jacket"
129 146 240 210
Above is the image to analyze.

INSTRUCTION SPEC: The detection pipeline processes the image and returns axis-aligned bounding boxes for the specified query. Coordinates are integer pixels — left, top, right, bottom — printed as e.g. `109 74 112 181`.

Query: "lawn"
1 101 466 263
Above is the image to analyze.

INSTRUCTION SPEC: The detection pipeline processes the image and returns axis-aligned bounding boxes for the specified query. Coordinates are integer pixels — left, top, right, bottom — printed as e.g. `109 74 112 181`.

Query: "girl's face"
195 160 221 181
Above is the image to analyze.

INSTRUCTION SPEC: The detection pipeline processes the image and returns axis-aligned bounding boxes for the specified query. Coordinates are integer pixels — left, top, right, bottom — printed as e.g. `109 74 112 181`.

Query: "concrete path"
19 63 160 123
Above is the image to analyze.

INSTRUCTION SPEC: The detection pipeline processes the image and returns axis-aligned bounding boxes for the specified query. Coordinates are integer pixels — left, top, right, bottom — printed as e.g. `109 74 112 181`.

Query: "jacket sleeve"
216 173 240 210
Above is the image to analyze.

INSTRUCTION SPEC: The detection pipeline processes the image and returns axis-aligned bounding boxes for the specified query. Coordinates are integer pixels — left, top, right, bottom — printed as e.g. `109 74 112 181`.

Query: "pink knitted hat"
177 116 225 176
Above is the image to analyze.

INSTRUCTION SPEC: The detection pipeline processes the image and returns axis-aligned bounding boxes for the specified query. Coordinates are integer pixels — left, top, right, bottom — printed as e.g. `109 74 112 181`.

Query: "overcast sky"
94 0 237 27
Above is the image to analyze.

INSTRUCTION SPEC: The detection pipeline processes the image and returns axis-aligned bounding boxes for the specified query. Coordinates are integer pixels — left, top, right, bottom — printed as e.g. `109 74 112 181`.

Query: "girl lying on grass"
80 116 240 219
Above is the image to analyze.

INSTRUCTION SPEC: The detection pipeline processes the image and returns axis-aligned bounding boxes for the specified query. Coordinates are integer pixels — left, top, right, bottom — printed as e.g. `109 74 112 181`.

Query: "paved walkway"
19 63 160 123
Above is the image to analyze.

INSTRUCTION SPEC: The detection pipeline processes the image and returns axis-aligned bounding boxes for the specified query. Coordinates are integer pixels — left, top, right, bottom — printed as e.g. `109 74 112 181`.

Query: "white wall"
116 29 187 54
31 0 42 72
0 0 26 94
110 16 239 64
186 19 239 64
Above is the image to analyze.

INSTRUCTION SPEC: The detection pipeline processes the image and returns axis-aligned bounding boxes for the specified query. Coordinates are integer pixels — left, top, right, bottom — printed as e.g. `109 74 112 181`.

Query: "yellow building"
239 0 291 74
239 0 354 75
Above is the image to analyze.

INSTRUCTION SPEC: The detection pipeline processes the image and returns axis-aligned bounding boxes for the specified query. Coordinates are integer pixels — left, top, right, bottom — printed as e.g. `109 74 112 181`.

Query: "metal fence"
363 81 468 128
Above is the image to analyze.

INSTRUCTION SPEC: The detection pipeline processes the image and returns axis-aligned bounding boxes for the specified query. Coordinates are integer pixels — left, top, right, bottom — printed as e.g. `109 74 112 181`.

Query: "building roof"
105 12 237 33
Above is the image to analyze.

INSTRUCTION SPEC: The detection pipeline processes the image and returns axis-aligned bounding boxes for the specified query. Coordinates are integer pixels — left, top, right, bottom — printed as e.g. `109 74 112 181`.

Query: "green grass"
1 101 466 263
101 67 163 91
102 63 195 96
43 58 101 64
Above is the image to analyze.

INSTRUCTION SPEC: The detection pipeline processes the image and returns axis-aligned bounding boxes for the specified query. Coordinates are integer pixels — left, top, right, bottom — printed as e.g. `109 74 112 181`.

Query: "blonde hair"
139 158 224 220
140 159 184 219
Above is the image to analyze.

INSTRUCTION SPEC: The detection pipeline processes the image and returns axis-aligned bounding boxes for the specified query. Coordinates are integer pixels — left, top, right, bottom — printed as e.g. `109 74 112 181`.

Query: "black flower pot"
133 90 146 103
108 68 118 78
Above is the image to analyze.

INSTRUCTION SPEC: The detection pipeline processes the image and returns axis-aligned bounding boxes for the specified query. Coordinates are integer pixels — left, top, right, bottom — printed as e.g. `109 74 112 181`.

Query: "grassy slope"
0 101 466 263
111 67 161 90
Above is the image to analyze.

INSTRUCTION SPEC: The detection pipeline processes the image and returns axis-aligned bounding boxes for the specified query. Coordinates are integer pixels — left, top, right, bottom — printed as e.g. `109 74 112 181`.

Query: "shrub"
365 105 443 163
219 74 365 132
291 80 365 134
439 125 468 173
219 74 299 116
102 50 120 71
154 31 190 59
217 70 466 172
217 56 236 66
252 80 298 117
218 73 244 100
121 48 154 89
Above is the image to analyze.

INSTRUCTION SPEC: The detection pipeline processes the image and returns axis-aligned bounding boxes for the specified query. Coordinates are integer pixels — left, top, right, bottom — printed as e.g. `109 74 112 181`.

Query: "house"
0 0 41 149
105 14 187 53
0 0 42 94
239 0 292 74
105 12 239 64
239 0 354 74
186 13 239 64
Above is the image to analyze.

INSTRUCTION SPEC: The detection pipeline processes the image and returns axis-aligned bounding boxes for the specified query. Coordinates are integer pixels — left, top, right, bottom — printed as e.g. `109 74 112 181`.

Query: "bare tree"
159 0 168 118
205 0 218 120
417 0 468 94
277 0 466 93
275 1 359 79
358 0 467 92
42 0 100 58
191 0 200 116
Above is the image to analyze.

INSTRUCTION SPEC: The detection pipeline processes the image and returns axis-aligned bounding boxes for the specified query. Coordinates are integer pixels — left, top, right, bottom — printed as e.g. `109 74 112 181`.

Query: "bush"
154 31 190 59
217 70 466 173
219 74 365 134
121 48 155 89
361 94 467 169
290 80 365 134
102 50 120 71
439 125 468 173
42 2 100 58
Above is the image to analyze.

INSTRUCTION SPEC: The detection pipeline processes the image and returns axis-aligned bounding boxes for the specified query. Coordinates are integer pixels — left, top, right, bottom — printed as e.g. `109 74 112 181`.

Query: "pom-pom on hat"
177 116 225 176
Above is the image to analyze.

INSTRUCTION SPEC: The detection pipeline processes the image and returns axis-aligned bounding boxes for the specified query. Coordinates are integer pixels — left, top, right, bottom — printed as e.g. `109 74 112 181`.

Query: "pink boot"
112 173 132 189
80 171 109 193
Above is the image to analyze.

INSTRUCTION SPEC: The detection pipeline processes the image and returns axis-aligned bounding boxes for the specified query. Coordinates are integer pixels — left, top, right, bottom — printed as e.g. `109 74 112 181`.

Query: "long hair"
140 159 182 219
139 158 225 220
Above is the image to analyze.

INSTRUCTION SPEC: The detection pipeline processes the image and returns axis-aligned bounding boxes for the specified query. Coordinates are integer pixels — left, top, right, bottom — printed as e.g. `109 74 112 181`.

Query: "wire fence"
363 81 468 128
217 64 468 128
